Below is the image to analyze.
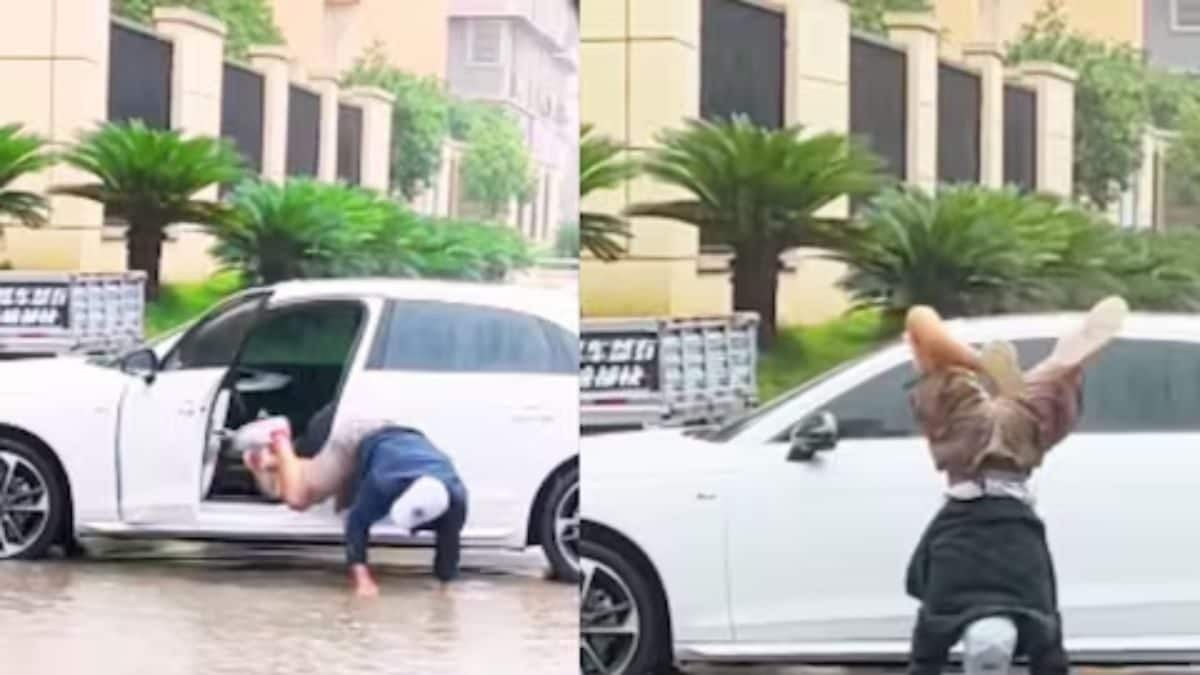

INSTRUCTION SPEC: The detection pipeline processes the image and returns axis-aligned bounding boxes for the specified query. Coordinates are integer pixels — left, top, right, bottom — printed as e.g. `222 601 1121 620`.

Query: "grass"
144 271 245 338
756 309 895 402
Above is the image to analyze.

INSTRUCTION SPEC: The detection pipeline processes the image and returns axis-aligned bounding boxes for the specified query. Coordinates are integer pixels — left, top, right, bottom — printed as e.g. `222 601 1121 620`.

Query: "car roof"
263 278 578 330
942 311 1200 343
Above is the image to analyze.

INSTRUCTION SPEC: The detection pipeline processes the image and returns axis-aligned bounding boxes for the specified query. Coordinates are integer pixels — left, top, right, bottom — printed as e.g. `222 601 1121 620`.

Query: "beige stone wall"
0 0 111 270
580 0 1077 329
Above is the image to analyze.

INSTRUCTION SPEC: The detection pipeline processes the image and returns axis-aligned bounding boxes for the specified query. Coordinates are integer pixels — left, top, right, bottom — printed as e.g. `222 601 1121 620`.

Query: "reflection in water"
0 544 576 675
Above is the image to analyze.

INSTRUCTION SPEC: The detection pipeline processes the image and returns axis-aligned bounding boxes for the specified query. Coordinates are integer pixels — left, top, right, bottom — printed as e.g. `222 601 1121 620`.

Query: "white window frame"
467 19 506 65
1171 0 1200 32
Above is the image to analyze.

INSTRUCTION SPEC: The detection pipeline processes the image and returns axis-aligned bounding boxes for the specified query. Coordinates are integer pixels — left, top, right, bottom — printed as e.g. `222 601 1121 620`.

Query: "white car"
0 279 581 581
581 312 1200 674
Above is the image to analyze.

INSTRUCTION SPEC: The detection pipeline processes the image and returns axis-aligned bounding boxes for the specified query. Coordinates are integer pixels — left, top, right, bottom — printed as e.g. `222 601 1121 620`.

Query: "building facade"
447 0 579 242
268 0 449 79
1143 0 1200 72
935 0 1144 54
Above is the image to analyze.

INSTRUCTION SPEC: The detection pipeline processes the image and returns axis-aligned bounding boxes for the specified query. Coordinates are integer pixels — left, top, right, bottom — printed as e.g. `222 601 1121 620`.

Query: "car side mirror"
788 411 839 462
120 348 159 383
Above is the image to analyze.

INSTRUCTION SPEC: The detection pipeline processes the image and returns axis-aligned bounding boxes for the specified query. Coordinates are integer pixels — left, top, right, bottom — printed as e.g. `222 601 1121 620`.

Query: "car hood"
581 427 734 478
0 356 129 399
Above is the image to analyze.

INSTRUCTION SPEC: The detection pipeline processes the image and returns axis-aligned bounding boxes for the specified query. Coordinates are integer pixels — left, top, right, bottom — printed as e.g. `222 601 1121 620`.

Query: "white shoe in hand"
1050 295 1129 367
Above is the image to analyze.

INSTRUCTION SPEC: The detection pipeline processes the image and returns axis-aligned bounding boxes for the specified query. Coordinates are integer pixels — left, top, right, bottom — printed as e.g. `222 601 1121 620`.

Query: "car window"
706 342 898 443
1076 338 1200 432
538 317 580 372
162 293 267 371
238 302 363 367
368 300 573 374
811 338 1054 441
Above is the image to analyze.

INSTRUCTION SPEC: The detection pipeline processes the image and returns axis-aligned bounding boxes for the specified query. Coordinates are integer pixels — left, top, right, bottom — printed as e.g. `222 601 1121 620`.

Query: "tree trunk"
127 226 165 302
732 244 780 350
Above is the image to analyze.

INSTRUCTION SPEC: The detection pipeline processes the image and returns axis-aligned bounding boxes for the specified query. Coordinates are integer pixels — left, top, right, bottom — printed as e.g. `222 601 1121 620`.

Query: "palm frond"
632 115 885 247
579 124 640 261
0 124 52 227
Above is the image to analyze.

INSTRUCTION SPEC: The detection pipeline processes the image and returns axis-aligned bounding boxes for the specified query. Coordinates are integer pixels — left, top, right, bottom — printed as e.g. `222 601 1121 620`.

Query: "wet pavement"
0 541 577 675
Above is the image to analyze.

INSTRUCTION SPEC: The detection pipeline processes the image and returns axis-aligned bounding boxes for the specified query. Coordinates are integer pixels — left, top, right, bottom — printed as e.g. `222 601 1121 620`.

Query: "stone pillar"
579 0 702 317
343 86 395 192
784 0 850 135
1018 61 1077 198
785 0 850 218
963 42 1005 187
0 0 111 269
887 12 941 191
153 7 226 200
311 71 340 183
248 45 291 183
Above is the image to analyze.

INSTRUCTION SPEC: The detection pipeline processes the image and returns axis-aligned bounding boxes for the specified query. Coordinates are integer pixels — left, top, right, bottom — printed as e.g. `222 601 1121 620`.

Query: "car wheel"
0 438 65 560
539 464 580 583
580 538 669 675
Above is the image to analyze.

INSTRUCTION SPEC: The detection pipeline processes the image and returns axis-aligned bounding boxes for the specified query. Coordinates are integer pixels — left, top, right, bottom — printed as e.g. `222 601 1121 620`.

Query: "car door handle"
179 402 205 417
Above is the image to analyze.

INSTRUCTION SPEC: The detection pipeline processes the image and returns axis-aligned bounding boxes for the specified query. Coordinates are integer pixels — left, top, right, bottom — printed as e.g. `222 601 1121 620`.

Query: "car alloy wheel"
580 556 641 675
553 481 580 577
0 449 52 559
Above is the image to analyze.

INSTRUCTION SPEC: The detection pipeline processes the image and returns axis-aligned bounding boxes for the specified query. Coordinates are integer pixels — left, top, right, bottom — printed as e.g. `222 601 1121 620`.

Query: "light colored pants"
963 616 1018 675
388 475 451 534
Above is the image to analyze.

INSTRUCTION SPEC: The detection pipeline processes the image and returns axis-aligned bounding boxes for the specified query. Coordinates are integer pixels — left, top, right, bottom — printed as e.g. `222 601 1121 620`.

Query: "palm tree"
214 179 387 284
0 124 54 228
54 121 243 299
627 116 883 347
818 185 1134 323
579 124 638 261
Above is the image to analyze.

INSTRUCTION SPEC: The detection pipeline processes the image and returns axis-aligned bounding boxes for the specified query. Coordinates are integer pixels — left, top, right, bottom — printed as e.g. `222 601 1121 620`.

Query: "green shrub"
819 184 1200 319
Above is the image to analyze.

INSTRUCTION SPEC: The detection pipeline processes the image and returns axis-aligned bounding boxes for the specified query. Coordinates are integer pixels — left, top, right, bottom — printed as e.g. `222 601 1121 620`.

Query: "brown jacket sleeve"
1018 361 1084 454
908 368 994 475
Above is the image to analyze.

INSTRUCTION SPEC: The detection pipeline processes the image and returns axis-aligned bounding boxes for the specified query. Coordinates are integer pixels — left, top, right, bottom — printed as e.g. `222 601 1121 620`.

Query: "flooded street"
0 542 576 675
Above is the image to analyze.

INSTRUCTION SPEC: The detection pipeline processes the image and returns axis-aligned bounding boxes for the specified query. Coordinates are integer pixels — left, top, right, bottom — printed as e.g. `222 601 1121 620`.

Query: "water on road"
0 542 577 675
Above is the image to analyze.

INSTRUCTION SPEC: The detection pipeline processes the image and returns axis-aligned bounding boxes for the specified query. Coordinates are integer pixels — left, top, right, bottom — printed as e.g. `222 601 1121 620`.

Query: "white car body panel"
0 357 127 525
584 429 736 642
582 313 1200 664
0 280 578 554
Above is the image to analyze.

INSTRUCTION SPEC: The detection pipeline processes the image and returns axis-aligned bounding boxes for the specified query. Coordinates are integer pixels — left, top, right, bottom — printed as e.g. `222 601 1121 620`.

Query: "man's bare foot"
350 564 380 598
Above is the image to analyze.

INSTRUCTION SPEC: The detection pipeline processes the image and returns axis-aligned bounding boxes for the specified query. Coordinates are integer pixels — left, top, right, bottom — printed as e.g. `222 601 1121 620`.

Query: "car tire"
580 538 670 675
539 464 580 583
0 437 67 561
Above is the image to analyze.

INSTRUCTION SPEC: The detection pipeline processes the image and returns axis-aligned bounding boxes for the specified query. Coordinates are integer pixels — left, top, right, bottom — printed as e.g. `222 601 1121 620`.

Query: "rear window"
368 300 577 374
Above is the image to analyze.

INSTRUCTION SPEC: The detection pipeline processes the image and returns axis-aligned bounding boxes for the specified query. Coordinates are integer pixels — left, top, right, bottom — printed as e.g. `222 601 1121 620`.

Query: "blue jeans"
344 431 468 581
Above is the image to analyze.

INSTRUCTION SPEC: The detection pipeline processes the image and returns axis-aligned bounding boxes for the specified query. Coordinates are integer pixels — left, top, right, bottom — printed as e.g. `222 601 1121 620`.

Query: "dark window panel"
108 21 173 128
937 62 982 185
700 0 786 129
286 85 321 177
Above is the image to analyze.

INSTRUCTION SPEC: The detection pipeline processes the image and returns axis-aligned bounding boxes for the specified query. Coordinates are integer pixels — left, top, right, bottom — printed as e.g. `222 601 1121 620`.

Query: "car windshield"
703 340 900 443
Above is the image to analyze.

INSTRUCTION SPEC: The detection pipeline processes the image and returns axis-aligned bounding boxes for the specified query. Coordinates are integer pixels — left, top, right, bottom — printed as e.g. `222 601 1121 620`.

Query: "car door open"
199 298 369 519
116 292 269 524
